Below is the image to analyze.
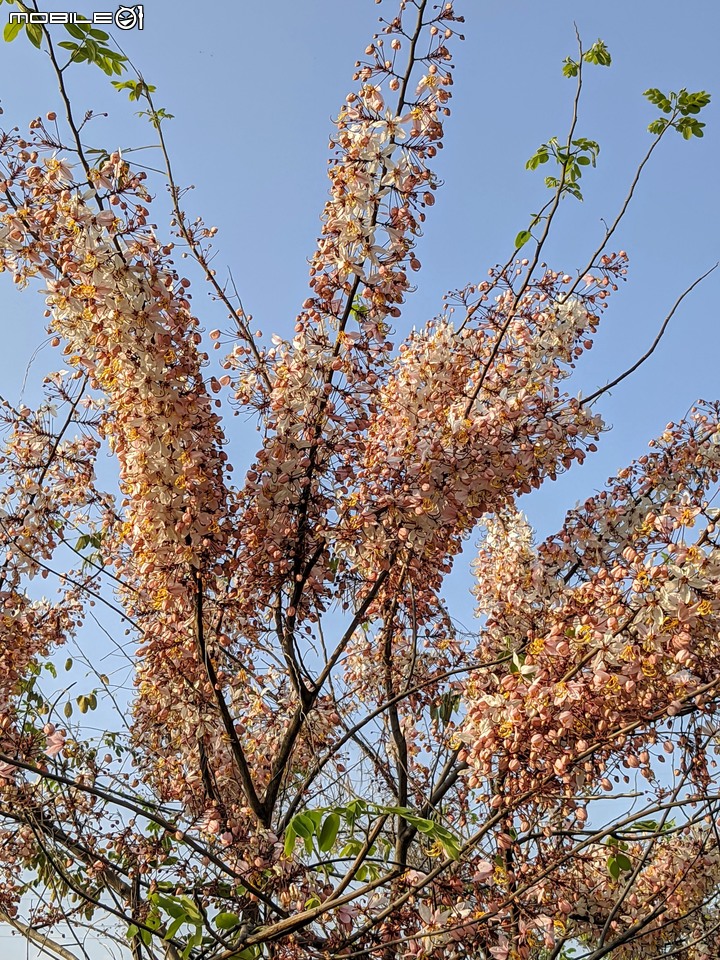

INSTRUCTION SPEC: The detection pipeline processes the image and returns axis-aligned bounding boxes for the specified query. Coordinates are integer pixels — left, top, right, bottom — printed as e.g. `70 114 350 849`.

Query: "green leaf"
433 825 462 859
3 21 23 42
289 814 314 840
431 692 460 725
340 839 363 858
177 898 202 924
343 798 367 826
283 825 297 857
411 817 436 834
318 813 340 853
154 895 185 919
615 852 632 872
181 930 202 960
64 23 89 40
163 915 186 940
215 912 241 931
126 924 140 939
607 855 620 880
514 229 532 250
26 24 43 48
624 819 658 833
101 47 126 62
643 87 664 104
305 810 324 829
562 57 579 78
526 147 549 171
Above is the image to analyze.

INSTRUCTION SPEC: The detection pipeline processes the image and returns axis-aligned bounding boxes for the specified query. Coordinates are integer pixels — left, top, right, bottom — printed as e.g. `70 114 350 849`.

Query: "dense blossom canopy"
0 2 719 960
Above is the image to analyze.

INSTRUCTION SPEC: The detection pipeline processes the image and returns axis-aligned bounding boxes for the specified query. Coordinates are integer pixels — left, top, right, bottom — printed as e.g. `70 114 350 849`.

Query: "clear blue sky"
0 0 719 954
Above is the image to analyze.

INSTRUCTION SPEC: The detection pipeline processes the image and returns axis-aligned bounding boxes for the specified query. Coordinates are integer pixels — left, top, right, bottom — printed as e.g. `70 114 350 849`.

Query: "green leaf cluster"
284 800 462 862
616 817 676 836
525 135 600 203
126 892 256 960
112 79 158 102
58 22 126 76
644 87 711 138
562 38 612 77
387 806 462 859
583 39 612 67
350 297 368 319
75 531 104 552
136 107 175 130
75 529 106 571
430 692 461 725
605 836 633 880
606 850 632 880
3 5 128 74
284 809 340 857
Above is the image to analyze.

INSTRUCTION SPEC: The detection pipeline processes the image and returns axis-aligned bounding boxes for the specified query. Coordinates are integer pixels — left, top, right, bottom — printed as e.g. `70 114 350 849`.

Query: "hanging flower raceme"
460 403 720 808
227 3 460 636
0 135 244 811
333 275 606 636
0 142 232 587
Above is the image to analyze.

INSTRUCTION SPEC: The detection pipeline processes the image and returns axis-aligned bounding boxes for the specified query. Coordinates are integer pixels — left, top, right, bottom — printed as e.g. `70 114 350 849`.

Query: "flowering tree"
0 2 718 959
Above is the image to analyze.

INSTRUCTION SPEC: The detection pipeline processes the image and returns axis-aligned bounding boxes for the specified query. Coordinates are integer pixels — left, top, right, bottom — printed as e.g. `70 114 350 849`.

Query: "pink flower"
473 860 494 882
336 903 359 931
489 934 510 960
45 729 66 758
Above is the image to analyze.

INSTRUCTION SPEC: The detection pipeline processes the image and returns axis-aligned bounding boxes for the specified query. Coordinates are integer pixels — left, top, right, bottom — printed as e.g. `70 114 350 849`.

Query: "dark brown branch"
0 908 81 960
191 568 265 821
582 262 718 406
262 565 393 823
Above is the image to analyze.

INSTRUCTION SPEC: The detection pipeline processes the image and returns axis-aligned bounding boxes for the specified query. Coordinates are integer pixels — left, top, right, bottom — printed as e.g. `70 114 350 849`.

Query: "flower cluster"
461 403 720 809
0 4 719 960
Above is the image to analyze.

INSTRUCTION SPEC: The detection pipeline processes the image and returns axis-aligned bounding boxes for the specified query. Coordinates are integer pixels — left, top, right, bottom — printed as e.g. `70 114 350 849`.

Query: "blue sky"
0 0 719 953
